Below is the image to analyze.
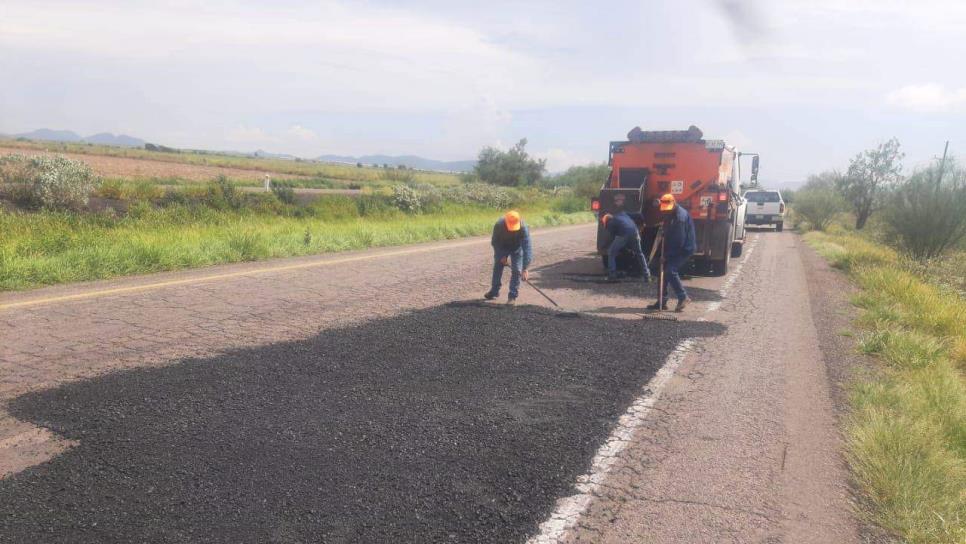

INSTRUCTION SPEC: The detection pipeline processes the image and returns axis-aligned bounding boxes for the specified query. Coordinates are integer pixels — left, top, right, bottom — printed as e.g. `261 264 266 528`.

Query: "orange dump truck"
592 126 756 276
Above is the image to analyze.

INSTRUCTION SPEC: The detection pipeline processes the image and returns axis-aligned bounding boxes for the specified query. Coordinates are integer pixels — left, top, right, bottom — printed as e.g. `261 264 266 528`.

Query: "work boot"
483 291 498 300
646 300 668 311
506 296 517 305
674 297 692 312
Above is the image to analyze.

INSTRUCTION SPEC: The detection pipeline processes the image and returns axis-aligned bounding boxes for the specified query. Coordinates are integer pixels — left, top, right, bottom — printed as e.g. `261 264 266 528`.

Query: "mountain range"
7 129 146 148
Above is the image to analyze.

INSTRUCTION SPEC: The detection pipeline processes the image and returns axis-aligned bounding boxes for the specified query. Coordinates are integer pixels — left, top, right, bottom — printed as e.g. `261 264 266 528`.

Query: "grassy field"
0 139 461 187
804 228 965 543
0 200 591 291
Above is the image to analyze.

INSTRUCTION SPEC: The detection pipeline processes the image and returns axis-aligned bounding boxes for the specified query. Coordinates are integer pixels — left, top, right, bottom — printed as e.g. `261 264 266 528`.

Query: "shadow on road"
531 254 723 303
1 304 725 544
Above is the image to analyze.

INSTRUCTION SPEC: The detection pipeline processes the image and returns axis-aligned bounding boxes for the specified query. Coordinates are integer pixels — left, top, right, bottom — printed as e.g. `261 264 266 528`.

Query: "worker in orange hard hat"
484 210 532 304
649 194 696 312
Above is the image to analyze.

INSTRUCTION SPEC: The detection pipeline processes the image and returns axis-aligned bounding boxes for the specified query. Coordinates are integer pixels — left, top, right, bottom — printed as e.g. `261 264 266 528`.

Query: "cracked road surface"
0 224 858 542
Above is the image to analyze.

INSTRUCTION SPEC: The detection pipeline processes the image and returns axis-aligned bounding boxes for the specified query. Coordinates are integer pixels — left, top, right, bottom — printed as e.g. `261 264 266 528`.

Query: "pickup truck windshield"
744 192 780 203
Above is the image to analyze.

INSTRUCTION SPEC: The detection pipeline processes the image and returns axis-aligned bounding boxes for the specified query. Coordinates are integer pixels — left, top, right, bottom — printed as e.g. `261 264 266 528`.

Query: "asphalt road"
0 224 859 543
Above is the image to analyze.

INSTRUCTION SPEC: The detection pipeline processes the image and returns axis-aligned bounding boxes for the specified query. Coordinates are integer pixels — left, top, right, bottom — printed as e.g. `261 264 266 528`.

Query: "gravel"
0 303 723 543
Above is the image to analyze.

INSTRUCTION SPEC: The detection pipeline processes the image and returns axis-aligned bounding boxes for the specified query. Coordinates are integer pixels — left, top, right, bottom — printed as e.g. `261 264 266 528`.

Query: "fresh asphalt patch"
0 304 724 543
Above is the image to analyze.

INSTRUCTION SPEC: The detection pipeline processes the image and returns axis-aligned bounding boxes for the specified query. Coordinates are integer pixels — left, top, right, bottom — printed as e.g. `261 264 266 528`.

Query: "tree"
474 138 546 187
542 163 609 199
792 187 847 231
837 138 903 229
882 157 966 262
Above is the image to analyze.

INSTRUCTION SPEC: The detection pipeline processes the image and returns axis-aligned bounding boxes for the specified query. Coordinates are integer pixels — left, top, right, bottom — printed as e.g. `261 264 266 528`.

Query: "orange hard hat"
601 213 613 227
504 210 522 232
659 193 676 212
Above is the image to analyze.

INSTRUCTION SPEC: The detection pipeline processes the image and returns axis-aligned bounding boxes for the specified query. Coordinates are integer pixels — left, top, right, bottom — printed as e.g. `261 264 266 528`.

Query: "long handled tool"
643 227 678 321
525 279 580 318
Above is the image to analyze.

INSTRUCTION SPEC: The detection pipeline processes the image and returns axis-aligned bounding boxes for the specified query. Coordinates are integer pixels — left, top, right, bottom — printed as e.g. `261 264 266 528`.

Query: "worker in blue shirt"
649 193 696 312
484 210 532 305
602 211 652 283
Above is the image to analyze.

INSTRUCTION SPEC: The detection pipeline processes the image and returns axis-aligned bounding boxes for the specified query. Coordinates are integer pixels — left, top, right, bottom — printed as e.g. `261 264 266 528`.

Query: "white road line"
527 339 696 544
526 232 759 543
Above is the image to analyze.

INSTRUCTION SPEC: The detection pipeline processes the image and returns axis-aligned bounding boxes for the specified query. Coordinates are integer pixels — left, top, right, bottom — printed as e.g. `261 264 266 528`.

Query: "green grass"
0 202 592 291
805 230 966 543
0 138 461 187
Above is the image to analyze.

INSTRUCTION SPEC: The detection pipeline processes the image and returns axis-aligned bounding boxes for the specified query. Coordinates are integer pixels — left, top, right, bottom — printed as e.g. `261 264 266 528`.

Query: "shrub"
882 158 966 262
0 153 99 210
96 179 126 200
355 194 398 218
792 188 847 231
551 193 586 213
203 176 242 210
445 183 513 209
543 163 609 200
271 182 297 205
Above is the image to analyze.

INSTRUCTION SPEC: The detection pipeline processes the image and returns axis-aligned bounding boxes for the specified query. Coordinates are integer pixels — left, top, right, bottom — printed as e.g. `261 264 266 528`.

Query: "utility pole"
936 140 949 186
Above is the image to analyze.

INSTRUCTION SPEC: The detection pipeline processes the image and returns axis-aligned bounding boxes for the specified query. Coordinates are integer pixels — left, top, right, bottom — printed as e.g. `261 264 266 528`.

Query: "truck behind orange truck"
592 126 756 276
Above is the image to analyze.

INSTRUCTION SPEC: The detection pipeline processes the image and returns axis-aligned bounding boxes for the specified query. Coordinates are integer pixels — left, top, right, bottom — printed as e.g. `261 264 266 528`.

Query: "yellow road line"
0 223 592 311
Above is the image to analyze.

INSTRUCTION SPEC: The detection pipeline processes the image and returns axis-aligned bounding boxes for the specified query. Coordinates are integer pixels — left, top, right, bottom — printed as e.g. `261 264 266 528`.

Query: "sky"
2 0 965 182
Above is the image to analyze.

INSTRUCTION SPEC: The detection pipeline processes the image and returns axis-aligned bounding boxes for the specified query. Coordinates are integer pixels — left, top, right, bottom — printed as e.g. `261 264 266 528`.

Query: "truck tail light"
718 192 729 202
591 198 600 211
779 203 785 213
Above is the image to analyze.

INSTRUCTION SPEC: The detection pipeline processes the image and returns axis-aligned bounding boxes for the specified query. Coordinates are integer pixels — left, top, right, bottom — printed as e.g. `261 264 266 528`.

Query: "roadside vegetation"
0 150 592 291
798 142 965 543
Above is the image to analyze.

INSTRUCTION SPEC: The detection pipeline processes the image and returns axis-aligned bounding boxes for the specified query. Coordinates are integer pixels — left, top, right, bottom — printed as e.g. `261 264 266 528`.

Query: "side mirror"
751 156 760 184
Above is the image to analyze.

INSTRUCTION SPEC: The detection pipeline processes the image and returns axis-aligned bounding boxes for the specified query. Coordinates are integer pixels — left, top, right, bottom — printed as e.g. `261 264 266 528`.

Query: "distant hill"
13 129 145 148
84 132 146 147
318 154 475 173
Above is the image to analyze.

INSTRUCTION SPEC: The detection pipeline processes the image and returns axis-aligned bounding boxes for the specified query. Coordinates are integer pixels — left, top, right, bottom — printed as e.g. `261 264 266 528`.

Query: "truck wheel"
776 222 784 232
730 241 743 258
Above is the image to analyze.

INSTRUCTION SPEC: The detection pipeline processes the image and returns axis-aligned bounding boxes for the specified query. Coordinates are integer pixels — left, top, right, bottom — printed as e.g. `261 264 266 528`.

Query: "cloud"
224 125 272 145
885 84 966 113
536 148 595 173
287 125 318 141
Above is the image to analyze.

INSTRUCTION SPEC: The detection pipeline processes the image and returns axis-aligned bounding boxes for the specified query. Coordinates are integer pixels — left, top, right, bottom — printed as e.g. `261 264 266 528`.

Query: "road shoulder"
797 238 898 544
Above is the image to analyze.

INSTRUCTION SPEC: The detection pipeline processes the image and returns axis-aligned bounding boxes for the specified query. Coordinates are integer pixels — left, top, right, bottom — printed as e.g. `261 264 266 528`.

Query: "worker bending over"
484 211 532 305
650 194 696 312
602 212 651 283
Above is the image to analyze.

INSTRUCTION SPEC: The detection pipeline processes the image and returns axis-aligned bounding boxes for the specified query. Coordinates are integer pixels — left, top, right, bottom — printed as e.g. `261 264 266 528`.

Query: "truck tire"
730 241 743 258
776 222 784 232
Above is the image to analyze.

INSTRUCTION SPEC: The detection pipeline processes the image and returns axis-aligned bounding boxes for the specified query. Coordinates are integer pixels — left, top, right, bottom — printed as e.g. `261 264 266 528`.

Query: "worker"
649 194 696 312
602 212 651 283
484 210 532 304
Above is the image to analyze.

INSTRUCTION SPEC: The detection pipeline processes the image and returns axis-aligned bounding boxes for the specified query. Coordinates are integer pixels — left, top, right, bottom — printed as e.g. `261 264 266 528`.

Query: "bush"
96 179 126 200
792 188 847 231
445 183 513 209
544 163 609 200
551 193 586 213
203 176 242 210
271 182 297 205
0 153 99 210
882 158 966 262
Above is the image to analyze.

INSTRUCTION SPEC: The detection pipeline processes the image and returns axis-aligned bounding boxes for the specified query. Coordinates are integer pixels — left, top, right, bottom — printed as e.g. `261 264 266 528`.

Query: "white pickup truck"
743 189 786 232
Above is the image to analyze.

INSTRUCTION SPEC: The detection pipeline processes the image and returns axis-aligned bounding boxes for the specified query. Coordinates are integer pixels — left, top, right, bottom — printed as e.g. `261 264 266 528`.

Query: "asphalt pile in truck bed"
0 304 723 543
